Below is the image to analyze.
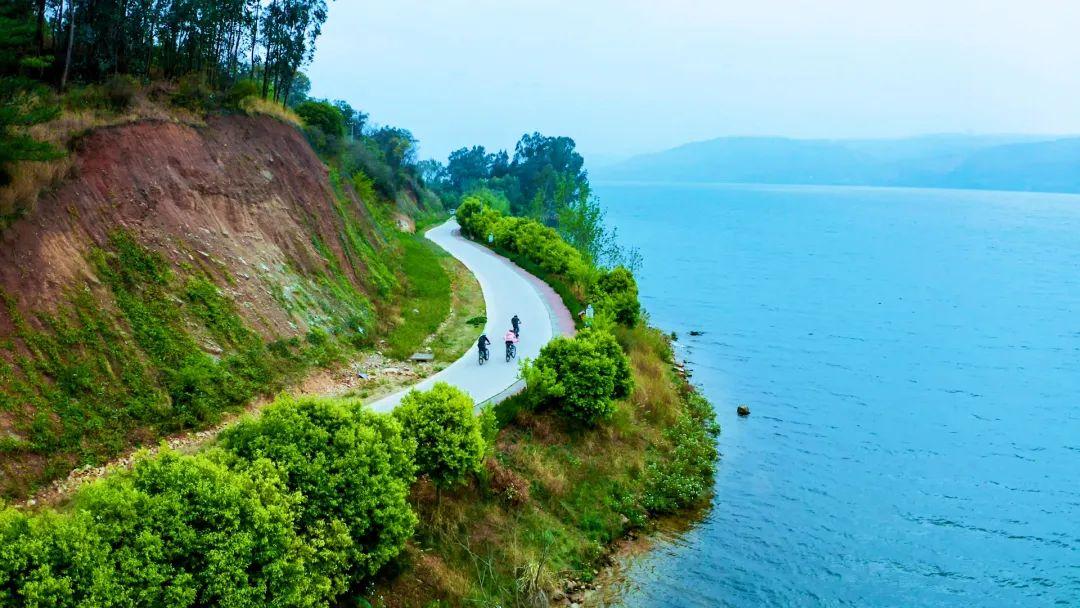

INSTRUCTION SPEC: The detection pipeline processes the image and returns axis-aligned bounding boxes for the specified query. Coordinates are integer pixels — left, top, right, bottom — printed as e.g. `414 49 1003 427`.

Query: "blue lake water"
594 182 1080 607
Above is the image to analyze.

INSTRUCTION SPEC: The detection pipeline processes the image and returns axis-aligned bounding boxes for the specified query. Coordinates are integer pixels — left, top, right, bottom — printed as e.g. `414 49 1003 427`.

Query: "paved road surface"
369 219 571 412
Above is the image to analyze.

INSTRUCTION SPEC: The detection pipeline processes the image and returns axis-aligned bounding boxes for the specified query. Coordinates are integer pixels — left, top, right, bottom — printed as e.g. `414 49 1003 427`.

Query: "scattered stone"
410 352 434 362
356 372 370 380
688 330 704 336
737 404 751 417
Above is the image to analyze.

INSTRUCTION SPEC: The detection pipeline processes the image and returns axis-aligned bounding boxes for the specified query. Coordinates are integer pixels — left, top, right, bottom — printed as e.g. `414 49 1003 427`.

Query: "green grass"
384 235 452 360
0 221 394 499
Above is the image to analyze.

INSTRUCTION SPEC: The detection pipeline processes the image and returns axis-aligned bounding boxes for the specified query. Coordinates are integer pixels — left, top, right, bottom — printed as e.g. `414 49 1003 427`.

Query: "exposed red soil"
0 114 373 338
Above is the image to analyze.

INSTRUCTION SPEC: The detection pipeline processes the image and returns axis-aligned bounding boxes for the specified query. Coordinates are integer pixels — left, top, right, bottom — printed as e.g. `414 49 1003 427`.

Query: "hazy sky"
307 0 1080 163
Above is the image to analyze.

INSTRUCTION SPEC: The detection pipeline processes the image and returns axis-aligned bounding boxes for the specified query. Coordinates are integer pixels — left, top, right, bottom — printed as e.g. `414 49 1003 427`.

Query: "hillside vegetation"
0 95 450 499
0 197 719 608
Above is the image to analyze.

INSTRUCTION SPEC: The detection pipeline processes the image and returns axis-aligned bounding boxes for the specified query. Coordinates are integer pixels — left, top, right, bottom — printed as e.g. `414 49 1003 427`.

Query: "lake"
594 182 1080 607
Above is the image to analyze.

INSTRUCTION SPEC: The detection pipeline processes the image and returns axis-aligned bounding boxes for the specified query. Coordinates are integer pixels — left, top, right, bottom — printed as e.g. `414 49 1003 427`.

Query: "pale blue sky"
307 0 1080 163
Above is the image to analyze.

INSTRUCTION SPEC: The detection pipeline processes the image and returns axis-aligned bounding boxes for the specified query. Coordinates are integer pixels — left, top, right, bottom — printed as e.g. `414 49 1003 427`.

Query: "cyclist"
503 328 519 361
477 333 491 363
511 314 522 337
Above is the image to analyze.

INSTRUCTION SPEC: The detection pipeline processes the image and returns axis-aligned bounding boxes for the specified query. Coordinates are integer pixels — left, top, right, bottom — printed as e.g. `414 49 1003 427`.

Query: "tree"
370 126 417 172
294 99 344 136
510 132 588 218
591 266 641 327
285 71 311 106
332 99 367 138
393 383 486 492
446 145 489 192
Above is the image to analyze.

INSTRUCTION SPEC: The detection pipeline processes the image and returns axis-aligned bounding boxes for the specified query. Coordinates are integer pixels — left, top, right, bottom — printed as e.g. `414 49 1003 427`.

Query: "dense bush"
225 79 261 109
394 383 486 489
295 100 345 138
592 266 640 327
0 507 115 606
171 73 213 111
527 329 633 425
73 449 315 607
642 392 720 513
220 395 417 583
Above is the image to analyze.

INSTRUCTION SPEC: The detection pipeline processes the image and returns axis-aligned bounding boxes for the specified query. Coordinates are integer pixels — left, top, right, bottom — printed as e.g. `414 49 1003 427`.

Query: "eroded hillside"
0 115 409 497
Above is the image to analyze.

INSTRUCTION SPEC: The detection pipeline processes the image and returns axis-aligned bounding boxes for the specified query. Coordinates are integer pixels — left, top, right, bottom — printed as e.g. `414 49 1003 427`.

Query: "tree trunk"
35 0 46 55
60 0 76 90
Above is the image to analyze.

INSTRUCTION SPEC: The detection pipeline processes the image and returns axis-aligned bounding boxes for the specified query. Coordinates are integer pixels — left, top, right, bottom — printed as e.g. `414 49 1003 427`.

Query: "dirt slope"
0 114 399 498
0 114 383 336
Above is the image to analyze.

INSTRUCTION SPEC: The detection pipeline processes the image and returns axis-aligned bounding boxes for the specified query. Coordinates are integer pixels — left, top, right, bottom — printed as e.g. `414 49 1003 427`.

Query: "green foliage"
592 266 640 327
171 73 213 112
296 100 345 138
642 392 720 513
220 395 417 582
0 506 117 607
457 198 643 327
528 329 633 425
93 232 267 429
73 449 314 607
226 79 261 109
394 383 485 489
0 77 62 186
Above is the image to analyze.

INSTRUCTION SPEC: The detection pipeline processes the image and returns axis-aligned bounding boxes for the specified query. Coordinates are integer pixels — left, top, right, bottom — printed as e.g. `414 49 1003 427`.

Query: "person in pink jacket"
503 328 519 361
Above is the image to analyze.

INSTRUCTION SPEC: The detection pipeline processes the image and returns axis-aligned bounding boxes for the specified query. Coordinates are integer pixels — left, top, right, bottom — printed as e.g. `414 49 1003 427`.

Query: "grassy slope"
0 101 448 500
368 323 715 607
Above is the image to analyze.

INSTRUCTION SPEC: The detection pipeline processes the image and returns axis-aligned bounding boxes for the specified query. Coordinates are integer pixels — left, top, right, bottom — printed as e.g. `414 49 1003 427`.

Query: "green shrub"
101 74 138 111
592 266 640 327
220 395 417 583
529 329 632 425
0 507 117 606
226 79 260 109
295 100 345 138
394 383 485 489
72 448 314 607
642 392 720 513
172 73 213 111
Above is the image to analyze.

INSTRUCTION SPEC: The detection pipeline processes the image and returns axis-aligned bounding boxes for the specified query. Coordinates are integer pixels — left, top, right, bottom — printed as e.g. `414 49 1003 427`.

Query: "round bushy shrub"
226 79 260 109
585 328 634 399
72 448 312 607
532 329 633 425
0 507 117 607
394 382 486 490
294 100 345 138
592 266 640 327
220 395 417 583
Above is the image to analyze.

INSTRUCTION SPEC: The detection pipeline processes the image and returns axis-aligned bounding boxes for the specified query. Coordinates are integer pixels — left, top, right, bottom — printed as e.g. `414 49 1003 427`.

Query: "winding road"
369 219 574 412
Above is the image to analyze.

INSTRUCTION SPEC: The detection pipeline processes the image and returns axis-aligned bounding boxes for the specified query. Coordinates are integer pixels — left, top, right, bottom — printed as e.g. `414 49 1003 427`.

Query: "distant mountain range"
592 135 1080 194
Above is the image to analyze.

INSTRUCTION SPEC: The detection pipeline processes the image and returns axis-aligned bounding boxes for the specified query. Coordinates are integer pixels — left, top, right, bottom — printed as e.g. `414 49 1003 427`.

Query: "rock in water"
737 405 750 417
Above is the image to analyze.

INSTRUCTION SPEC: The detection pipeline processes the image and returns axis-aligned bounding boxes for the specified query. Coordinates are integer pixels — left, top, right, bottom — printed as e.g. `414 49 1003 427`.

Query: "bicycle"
479 346 490 365
505 342 516 362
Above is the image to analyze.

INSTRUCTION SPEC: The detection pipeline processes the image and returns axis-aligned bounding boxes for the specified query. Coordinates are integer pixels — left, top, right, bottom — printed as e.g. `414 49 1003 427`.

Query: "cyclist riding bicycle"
511 314 521 337
503 328 518 361
477 333 491 362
